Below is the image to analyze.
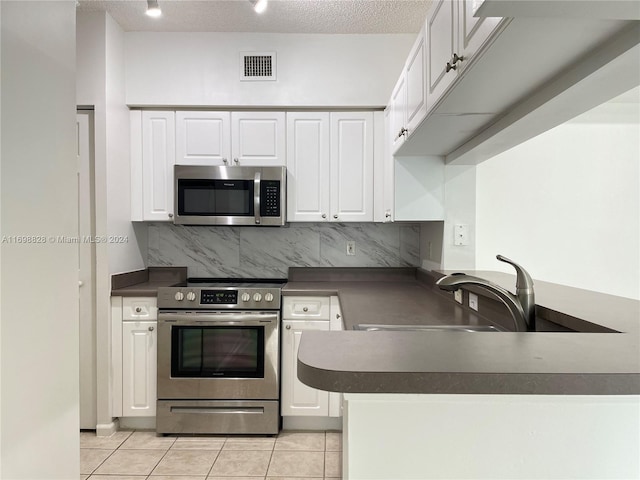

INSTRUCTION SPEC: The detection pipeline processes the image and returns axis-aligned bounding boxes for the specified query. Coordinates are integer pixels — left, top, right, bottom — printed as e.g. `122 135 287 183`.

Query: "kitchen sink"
353 324 508 332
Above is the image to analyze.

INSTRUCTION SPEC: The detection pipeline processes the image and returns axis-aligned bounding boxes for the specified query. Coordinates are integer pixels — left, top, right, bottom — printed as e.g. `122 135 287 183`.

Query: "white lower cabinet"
281 296 343 419
122 321 157 417
281 320 330 416
112 296 157 418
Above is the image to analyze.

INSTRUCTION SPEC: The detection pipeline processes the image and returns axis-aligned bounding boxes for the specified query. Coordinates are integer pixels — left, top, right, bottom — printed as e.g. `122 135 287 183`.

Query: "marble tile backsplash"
148 222 420 278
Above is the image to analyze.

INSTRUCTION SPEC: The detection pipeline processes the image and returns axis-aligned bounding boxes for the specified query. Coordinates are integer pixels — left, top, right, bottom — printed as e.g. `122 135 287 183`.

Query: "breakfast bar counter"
284 267 640 395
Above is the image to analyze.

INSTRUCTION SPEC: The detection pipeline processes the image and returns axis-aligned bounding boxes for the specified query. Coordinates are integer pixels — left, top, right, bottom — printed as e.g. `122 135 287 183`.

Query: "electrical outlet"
454 290 463 304
346 241 356 256
469 293 479 311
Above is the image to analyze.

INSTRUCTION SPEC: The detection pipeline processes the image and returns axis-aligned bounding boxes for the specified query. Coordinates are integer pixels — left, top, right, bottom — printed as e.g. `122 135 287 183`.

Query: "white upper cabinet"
426 0 458 110
131 110 175 222
287 112 374 222
330 112 374 222
405 26 428 134
426 0 501 110
176 111 285 166
231 112 286 166
176 111 231 165
388 74 407 151
286 112 331 222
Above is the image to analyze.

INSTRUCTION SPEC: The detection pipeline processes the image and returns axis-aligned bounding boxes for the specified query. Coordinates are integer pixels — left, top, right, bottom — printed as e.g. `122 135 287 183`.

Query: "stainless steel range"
156 278 285 435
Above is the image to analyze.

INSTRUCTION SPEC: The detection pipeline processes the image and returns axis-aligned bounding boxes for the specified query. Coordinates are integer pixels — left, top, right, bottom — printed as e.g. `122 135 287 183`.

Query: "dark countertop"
288 268 640 395
111 266 187 297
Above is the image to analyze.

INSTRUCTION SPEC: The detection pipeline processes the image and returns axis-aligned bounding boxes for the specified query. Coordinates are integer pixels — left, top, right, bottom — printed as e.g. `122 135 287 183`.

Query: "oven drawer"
123 297 157 320
156 400 279 435
282 296 330 320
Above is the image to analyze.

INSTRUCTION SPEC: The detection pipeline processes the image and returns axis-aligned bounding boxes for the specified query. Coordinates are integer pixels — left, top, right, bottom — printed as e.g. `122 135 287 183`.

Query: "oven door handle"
158 312 278 324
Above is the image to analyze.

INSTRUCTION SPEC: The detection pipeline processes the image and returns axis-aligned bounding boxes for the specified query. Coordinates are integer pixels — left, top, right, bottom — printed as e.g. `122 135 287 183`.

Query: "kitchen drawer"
122 297 158 321
282 296 330 320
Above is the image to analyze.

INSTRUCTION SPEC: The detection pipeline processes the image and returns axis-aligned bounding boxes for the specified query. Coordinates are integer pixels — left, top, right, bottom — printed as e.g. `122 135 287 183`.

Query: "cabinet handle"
446 62 457 73
285 324 291 330
168 213 174 218
233 158 239 164
451 53 464 65
322 214 327 219
223 158 228 164
333 214 338 219
303 307 309 312
397 127 408 139
148 326 154 332
385 212 391 218
336 314 341 319
135 307 142 313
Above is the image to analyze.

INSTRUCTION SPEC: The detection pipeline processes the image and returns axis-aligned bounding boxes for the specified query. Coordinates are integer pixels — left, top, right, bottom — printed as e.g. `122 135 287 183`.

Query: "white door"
426 0 458 109
142 111 175 221
77 110 97 429
231 112 285 166
122 321 157 417
176 111 231 165
405 27 428 133
330 112 374 222
286 112 331 222
281 320 330 416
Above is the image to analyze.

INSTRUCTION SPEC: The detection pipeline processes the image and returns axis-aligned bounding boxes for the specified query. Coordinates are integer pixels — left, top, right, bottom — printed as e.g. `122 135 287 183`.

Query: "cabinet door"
376 109 394 223
426 0 457 110
330 112 374 222
405 27 428 134
122 321 157 417
458 0 502 72
286 112 331 222
389 73 407 153
142 111 175 221
281 320 330 416
176 111 231 165
231 112 285 166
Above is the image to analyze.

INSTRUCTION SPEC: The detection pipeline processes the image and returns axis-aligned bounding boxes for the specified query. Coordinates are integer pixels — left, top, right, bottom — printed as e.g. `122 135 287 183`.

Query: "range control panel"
158 287 281 310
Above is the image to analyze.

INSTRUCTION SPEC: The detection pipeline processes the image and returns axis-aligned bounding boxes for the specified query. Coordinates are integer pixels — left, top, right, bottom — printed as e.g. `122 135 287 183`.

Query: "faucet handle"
496 255 534 292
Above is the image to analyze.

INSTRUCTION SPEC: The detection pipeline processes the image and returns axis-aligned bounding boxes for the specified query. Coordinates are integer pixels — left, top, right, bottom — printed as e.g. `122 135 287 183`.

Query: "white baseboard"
118 416 156 431
96 419 118 437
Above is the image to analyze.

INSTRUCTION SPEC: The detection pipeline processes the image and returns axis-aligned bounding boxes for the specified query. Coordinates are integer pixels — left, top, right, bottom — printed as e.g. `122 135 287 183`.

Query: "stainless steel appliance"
156 279 285 435
174 165 286 226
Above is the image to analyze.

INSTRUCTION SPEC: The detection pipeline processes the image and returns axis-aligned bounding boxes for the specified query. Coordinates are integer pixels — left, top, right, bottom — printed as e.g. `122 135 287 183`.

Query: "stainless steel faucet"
435 255 536 332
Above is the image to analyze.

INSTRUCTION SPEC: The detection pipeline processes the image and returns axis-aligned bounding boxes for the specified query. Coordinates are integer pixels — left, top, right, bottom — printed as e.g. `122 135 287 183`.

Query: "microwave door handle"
254 171 261 225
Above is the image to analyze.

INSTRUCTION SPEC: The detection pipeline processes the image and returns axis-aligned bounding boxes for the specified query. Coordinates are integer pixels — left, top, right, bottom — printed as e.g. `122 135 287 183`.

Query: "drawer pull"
302 307 309 312
135 307 143 313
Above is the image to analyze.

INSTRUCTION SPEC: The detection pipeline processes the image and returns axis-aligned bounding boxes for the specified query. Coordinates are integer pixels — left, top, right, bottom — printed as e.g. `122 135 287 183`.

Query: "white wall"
125 32 414 107
77 11 147 433
1 1 79 477
476 95 640 299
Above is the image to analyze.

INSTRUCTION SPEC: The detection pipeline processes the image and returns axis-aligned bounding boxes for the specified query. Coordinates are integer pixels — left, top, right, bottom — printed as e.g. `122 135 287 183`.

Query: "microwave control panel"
260 181 281 217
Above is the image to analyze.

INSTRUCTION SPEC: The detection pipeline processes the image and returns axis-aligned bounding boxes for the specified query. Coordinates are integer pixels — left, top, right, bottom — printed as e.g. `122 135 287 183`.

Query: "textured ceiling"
77 0 433 33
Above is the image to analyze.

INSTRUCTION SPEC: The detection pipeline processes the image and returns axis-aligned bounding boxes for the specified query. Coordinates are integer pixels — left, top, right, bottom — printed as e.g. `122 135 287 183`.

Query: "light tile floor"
80 430 342 480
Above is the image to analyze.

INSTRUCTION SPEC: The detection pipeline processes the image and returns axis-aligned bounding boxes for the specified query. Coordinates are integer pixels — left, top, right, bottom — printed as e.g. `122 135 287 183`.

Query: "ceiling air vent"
240 52 276 81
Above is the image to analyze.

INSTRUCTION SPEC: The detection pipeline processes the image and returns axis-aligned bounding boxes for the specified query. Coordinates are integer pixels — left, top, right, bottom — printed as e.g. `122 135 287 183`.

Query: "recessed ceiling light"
252 0 268 14
146 0 162 18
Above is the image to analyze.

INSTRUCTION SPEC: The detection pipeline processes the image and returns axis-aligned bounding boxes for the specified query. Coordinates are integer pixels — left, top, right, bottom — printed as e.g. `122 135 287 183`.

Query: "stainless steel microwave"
174 165 286 226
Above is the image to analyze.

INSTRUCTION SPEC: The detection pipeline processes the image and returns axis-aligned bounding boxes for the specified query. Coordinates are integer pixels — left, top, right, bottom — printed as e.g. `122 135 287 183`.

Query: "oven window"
178 179 254 216
171 326 265 378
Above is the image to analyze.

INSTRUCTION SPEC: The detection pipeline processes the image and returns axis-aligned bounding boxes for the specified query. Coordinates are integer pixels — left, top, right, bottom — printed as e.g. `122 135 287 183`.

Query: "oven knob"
253 293 262 302
186 291 197 302
241 292 251 302
174 292 185 301
264 292 274 302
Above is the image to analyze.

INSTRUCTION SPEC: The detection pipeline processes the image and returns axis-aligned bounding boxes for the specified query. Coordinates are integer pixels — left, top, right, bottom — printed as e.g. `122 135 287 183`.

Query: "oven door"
157 311 279 400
